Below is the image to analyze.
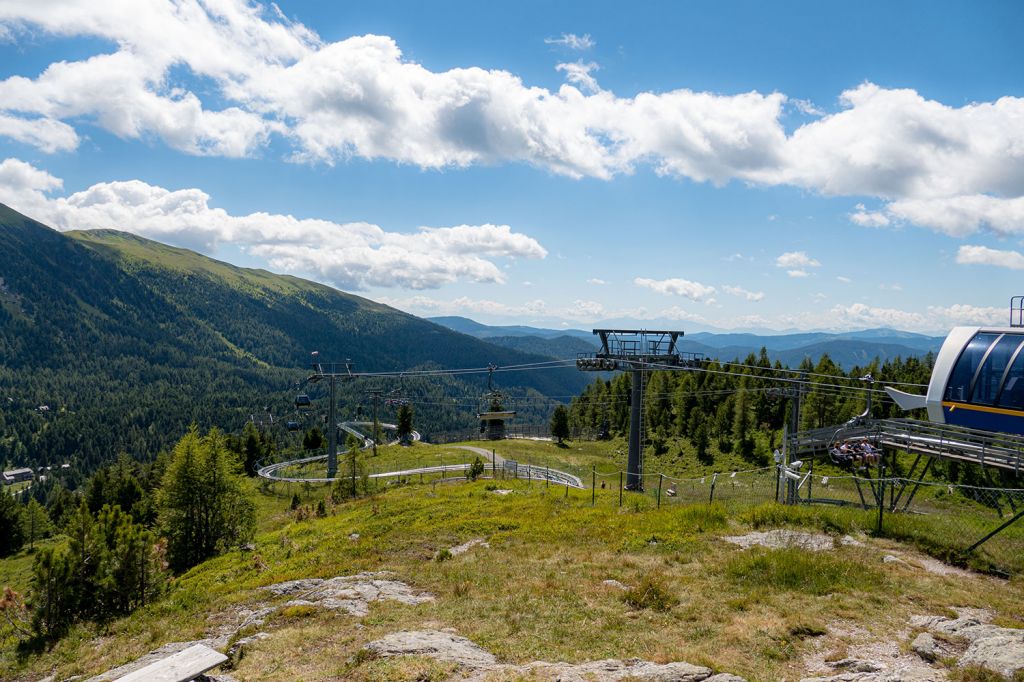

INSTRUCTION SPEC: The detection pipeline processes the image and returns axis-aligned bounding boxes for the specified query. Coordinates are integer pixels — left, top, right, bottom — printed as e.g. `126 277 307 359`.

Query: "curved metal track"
257 422 581 487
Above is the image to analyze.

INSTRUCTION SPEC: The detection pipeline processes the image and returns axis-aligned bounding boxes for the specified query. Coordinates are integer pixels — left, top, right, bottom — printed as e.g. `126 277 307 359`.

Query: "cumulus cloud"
849 203 891 228
544 33 595 50
1 3 1023 240
0 158 546 290
634 277 716 301
556 61 600 94
0 113 79 152
722 285 764 302
776 251 820 269
956 244 1024 270
586 278 606 285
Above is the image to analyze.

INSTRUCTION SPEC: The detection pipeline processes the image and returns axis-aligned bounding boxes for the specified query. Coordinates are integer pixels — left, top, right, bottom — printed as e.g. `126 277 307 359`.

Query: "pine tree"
0 491 25 557
396 403 414 444
158 426 255 572
21 498 52 551
549 405 570 444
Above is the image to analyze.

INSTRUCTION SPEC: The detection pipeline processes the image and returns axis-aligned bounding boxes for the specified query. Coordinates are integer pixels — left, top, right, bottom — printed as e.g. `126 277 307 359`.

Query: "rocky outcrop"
909 615 1024 678
262 571 434 616
363 629 745 681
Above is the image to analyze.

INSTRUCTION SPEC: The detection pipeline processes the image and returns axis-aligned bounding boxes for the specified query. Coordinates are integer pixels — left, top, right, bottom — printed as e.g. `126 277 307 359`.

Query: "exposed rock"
801 619 947 682
364 630 497 668
448 538 489 556
491 489 514 495
722 530 849 552
830 659 884 673
883 555 910 567
911 614 1024 678
364 630 743 681
226 632 271 661
263 571 434 616
602 579 629 590
910 633 937 662
349 533 360 540
492 658 716 682
800 670 943 682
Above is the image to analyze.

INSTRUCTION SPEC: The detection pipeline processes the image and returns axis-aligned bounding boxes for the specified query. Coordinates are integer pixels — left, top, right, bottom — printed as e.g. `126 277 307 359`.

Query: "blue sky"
1 0 1022 334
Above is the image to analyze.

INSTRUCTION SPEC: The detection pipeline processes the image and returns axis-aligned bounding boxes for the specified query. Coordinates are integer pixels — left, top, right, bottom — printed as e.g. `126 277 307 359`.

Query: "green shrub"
622 574 679 612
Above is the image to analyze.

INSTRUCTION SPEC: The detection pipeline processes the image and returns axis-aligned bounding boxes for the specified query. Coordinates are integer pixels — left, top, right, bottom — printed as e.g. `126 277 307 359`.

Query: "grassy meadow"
3 453 1024 681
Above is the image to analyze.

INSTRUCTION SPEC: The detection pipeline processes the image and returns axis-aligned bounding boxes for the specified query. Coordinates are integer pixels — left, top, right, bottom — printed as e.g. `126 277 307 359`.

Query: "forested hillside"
562 349 1016 485
0 204 585 475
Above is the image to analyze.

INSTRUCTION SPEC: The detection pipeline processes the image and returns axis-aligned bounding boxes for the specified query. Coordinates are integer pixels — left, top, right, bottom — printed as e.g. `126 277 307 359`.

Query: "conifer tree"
158 426 255 572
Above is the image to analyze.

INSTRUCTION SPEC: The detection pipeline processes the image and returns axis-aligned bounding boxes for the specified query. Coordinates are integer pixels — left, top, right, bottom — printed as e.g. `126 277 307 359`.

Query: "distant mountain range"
429 316 944 369
0 205 585 473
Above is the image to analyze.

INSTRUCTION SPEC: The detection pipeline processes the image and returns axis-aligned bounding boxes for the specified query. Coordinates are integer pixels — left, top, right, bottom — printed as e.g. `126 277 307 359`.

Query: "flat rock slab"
496 659 716 682
722 530 861 552
364 630 497 668
263 571 434 616
364 630 743 681
910 615 1024 678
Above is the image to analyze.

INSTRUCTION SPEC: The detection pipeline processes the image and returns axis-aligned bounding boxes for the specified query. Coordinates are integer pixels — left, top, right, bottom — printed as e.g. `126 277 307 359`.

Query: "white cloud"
1 4 1022 242
791 98 824 116
586 278 606 285
770 303 1006 334
0 113 78 152
634 277 716 301
879 283 903 291
0 158 546 291
885 195 1024 237
787 269 810 278
724 252 753 262
836 276 852 284
544 33 595 50
556 61 600 94
776 251 820 269
722 285 764 302
956 244 1024 270
849 203 891 228
811 292 827 303
387 296 550 317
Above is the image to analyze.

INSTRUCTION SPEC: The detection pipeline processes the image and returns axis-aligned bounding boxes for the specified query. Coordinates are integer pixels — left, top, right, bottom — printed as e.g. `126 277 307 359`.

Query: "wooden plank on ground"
114 644 227 682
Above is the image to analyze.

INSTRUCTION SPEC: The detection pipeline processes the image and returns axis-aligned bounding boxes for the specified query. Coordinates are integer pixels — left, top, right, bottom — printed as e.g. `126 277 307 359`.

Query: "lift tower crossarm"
578 329 691 491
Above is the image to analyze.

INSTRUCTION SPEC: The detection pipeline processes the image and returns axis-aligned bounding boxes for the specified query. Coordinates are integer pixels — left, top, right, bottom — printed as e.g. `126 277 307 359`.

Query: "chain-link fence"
258 449 1024 576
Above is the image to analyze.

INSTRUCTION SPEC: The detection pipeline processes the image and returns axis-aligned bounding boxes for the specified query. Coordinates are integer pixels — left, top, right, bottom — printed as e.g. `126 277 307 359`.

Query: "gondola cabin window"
945 332 999 402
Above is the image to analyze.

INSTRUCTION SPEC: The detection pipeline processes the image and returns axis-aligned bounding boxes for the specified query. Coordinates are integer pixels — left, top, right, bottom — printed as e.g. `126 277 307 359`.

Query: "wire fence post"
546 464 549 489
709 472 718 503
492 449 496 479
876 477 885 534
592 466 596 507
657 473 663 508
619 471 623 507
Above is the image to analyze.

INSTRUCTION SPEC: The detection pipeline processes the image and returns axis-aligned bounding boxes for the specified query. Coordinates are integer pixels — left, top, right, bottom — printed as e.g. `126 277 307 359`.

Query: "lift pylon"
577 330 702 490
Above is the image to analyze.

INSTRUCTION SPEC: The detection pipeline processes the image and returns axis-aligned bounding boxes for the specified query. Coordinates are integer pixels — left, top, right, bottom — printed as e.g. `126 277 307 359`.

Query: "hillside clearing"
3 475 1023 682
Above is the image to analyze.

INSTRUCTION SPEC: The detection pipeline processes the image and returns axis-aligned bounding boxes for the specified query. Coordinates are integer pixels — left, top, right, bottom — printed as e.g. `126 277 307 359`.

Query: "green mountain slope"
0 204 584 474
